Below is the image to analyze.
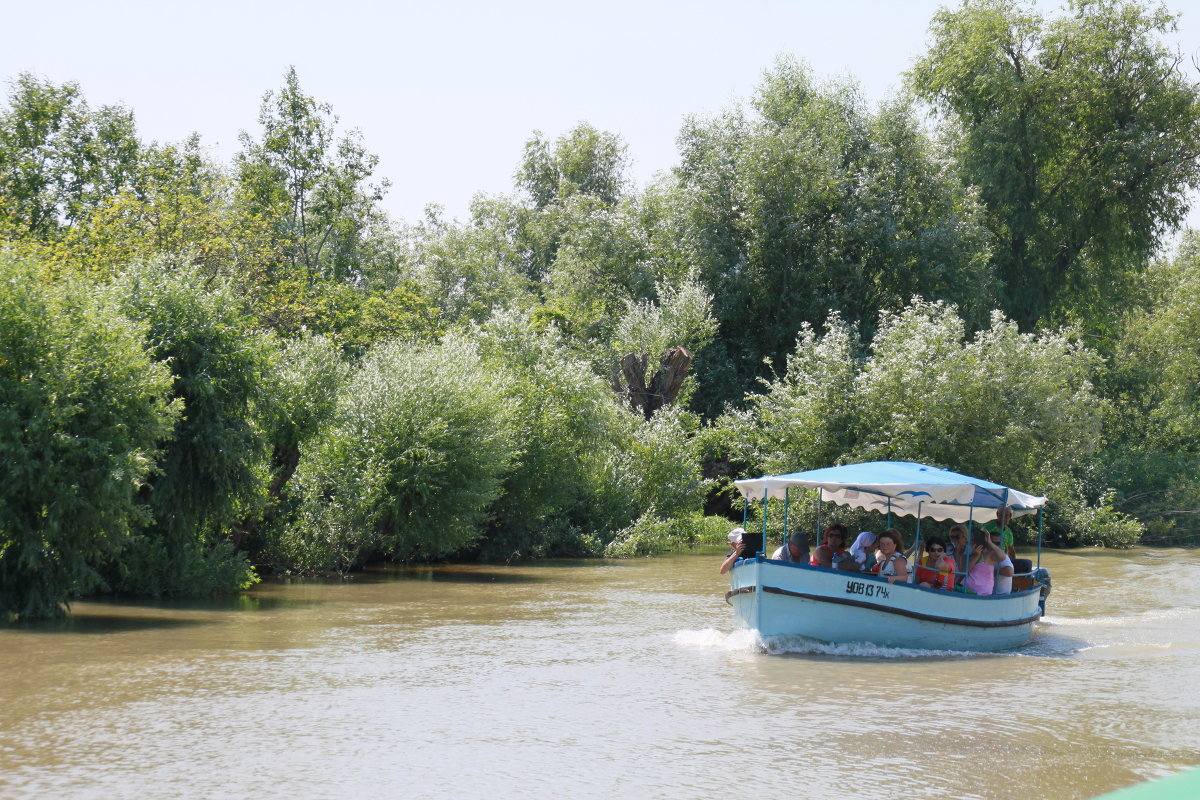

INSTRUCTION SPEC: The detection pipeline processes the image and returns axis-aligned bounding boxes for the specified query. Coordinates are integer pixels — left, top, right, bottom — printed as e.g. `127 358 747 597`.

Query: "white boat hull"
727 557 1043 652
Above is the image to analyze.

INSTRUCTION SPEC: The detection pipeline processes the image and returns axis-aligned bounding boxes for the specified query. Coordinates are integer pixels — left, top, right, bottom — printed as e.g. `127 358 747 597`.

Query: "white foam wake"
673 628 764 651
1041 605 1200 628
673 628 992 658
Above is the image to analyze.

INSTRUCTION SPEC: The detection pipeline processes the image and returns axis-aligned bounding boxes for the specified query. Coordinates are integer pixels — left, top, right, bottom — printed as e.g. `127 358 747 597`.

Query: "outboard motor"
1032 567 1052 615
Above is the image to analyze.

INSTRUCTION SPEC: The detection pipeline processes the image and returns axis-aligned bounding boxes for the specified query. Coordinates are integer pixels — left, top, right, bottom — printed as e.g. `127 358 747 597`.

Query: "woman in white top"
990 530 1015 593
871 528 908 584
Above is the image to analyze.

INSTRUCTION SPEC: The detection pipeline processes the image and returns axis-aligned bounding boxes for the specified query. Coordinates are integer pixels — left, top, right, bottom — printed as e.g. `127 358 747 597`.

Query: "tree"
236 67 387 281
0 73 142 239
281 336 518 572
106 262 270 595
671 57 993 415
35 136 280 282
1102 231 1200 536
0 255 178 618
909 0 1200 330
726 298 1141 545
516 122 629 210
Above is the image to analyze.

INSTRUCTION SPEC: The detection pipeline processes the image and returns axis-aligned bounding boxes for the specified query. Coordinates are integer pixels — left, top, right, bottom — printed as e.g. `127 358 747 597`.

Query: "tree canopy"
2 0 1199 617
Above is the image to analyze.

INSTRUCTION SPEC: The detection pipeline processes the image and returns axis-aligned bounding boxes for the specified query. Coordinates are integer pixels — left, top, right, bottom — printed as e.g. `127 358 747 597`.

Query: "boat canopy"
734 460 1047 524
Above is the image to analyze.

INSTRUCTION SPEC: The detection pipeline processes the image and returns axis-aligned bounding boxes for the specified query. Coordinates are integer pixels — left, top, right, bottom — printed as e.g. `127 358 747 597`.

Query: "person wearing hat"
719 526 764 573
770 531 810 563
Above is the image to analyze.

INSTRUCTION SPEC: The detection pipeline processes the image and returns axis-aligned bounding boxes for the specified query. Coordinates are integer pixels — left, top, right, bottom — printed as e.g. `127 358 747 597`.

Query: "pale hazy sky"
3 0 1199 226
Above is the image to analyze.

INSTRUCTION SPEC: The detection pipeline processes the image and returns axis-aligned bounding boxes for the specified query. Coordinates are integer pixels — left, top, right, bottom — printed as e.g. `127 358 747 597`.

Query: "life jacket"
916 555 955 590
872 552 903 577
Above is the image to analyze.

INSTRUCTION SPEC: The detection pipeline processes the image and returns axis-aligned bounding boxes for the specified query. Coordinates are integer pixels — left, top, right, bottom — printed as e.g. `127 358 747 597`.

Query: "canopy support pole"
914 501 923 580
887 498 892 529
783 488 790 551
965 502 975 592
1037 507 1043 569
816 488 822 541
761 488 768 557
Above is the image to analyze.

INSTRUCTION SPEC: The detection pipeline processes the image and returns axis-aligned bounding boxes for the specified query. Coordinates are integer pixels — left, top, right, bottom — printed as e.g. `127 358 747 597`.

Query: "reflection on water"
2 549 1199 799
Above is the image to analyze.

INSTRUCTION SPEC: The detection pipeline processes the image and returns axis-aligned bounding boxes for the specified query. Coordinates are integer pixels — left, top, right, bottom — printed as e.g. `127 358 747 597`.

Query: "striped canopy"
734 461 1046 524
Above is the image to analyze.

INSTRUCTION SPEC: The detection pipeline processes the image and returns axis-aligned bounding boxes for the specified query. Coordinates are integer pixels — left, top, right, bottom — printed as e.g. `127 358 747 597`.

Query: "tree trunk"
611 346 693 420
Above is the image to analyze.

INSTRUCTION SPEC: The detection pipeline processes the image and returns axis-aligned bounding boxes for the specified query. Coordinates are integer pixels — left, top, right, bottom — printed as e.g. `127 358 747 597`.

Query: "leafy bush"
603 513 730 558
281 336 517 571
106 261 269 595
468 310 627 558
0 255 178 618
729 298 1114 542
1049 488 1145 548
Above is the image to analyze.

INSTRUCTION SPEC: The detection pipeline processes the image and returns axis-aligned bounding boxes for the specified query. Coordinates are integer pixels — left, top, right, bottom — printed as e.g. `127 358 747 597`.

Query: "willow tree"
0 73 142 239
671 57 993 415
909 0 1200 330
0 256 177 618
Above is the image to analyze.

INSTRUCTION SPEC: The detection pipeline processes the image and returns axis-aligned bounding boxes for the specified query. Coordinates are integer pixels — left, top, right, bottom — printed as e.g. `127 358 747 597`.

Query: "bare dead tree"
611 346 693 420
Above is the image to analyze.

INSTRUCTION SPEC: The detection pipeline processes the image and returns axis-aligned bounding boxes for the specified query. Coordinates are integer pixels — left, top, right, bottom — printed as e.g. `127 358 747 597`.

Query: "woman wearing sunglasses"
915 537 956 590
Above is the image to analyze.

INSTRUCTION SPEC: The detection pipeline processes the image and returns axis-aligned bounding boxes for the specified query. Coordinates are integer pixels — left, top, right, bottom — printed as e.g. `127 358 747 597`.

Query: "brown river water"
2 548 1199 800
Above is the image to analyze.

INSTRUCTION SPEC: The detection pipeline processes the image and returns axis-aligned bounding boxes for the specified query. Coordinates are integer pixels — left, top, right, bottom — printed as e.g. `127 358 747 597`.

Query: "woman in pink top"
965 529 1007 595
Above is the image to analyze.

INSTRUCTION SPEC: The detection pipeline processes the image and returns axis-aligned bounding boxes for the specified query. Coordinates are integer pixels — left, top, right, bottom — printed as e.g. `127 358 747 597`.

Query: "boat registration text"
846 580 890 599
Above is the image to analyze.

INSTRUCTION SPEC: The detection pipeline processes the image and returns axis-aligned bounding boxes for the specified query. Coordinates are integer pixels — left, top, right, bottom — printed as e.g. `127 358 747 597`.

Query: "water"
2 549 1198 799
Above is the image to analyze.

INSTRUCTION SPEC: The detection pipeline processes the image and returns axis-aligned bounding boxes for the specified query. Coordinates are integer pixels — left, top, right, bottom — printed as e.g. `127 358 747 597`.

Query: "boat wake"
1041 605 1200 628
761 635 982 659
673 628 763 651
675 628 999 659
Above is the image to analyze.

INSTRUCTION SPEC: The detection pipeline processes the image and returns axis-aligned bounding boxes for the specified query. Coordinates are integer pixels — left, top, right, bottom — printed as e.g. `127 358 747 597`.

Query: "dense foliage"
3 0 1200 617
0 255 177 617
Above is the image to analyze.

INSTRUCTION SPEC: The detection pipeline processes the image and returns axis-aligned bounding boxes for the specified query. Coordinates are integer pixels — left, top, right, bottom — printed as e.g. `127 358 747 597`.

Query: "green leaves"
909 0 1200 330
674 56 994 415
0 255 177 618
235 67 388 281
281 336 518 570
0 73 141 239
732 298 1121 543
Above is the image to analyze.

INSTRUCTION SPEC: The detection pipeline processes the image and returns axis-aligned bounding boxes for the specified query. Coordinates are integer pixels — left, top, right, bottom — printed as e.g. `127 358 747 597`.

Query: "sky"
3 0 1200 227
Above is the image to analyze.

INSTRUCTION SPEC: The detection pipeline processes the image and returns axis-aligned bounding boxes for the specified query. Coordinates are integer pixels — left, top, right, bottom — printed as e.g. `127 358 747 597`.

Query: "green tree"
468 309 629 557
0 255 178 618
236 67 387 280
36 136 280 282
281 336 517 572
672 57 993 415
1102 231 1200 536
908 0 1200 330
516 122 629 210
106 262 269 595
727 298 1140 545
0 73 142 239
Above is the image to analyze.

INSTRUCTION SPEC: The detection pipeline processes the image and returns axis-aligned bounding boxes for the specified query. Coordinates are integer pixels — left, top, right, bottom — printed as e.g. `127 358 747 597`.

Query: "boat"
725 461 1052 652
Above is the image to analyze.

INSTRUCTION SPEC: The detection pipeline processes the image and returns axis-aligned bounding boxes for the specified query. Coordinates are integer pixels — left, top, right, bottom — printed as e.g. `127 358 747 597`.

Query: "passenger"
811 524 852 569
770 531 810 564
915 537 956 590
946 525 969 573
981 506 1018 560
719 527 763 574
849 531 878 571
964 529 1006 595
990 530 1015 594
871 528 908 583
719 527 746 574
